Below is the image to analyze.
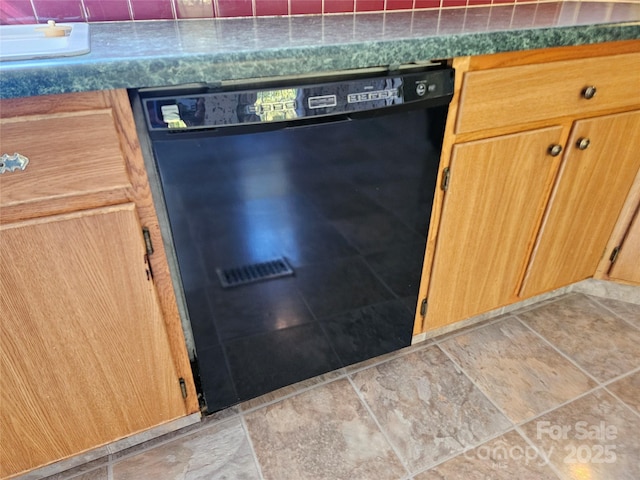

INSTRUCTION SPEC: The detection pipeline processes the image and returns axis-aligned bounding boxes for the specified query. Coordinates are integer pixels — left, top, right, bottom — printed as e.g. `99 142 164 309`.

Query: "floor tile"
440 317 595 423
224 322 342 401
591 296 640 328
519 389 640 480
320 300 414 367
238 368 345 412
244 378 407 480
350 345 511 473
606 370 640 414
112 418 260 480
517 294 640 382
414 430 560 479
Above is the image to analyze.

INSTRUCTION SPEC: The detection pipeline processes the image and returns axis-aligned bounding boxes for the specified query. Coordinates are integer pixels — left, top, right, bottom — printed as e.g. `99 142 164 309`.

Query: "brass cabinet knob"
548 144 563 157
582 86 597 100
576 138 591 150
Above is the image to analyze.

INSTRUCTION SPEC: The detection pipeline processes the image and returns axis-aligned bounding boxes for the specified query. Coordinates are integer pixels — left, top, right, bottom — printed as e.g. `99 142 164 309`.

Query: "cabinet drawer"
0 110 131 211
456 52 640 134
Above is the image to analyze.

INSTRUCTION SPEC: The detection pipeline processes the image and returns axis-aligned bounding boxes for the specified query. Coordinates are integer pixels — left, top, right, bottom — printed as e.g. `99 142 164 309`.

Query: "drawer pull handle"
0 153 29 174
582 86 597 100
576 138 591 150
548 144 563 157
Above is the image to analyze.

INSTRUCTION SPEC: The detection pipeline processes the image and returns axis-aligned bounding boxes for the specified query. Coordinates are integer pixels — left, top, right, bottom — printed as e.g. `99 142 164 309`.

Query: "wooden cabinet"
1 205 186 477
521 110 640 297
0 91 198 479
424 127 563 330
608 206 640 284
415 41 640 335
456 52 640 134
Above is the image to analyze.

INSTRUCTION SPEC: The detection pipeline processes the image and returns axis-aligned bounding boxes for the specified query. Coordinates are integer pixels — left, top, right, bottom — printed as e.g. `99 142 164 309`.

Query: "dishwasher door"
144 68 453 412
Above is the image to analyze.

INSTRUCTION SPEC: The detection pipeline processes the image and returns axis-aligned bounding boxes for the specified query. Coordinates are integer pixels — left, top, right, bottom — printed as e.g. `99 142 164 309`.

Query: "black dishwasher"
140 65 454 412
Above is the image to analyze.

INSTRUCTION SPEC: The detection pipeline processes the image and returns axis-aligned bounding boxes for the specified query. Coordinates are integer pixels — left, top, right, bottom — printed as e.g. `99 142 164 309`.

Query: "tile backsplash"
0 0 629 24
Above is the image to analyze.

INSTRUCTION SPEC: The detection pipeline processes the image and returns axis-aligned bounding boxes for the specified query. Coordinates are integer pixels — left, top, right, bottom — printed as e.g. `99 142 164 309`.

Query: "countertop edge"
1 17 639 99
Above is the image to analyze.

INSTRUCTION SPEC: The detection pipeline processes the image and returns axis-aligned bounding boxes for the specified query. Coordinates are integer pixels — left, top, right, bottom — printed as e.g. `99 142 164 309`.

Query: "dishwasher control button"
308 95 337 109
416 83 427 96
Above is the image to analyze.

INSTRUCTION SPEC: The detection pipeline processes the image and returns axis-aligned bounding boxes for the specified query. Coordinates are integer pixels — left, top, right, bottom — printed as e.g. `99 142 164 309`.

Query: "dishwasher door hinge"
420 298 428 317
179 377 188 399
609 246 621 264
441 167 450 191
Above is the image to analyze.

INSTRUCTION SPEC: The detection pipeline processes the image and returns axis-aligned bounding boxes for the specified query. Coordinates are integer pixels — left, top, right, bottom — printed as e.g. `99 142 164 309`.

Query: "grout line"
342 337 434 375
239 415 266 480
429 312 511 345
436 342 517 429
346 376 413 478
511 385 606 431
237 369 350 415
126 0 135 21
588 296 640 332
603 386 640 421
409 426 519 477
513 425 567 480
108 413 241 464
514 316 603 386
599 364 640 388
236 320 437 415
600 366 640 420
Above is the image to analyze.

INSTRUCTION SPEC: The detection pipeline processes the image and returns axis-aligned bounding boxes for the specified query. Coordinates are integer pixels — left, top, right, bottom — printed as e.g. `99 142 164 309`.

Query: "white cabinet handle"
0 153 29 174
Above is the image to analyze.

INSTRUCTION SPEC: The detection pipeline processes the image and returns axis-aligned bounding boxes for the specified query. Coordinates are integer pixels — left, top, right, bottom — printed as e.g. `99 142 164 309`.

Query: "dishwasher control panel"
142 67 454 131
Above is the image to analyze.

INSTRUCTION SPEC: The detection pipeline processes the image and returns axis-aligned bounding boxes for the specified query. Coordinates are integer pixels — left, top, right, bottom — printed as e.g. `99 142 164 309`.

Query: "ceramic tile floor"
42 292 640 480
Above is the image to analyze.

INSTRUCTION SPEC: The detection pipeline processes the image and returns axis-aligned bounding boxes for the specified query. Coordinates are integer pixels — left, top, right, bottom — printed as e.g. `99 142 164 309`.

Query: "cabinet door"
0 204 187 478
423 127 563 331
609 206 640 284
521 110 640 297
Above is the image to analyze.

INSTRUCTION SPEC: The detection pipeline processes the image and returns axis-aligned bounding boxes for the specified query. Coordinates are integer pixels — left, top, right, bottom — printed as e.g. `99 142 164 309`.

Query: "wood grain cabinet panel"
0 110 131 212
0 90 198 479
0 204 188 479
456 52 640 134
423 126 563 331
521 110 640 297
415 42 640 337
609 206 640 284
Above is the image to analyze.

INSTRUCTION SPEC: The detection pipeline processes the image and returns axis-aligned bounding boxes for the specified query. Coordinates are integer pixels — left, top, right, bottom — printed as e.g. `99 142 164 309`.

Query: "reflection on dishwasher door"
140 67 454 412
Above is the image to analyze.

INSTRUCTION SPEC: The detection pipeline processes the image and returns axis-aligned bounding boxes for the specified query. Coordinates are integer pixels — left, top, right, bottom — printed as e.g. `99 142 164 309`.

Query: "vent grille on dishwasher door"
216 257 294 288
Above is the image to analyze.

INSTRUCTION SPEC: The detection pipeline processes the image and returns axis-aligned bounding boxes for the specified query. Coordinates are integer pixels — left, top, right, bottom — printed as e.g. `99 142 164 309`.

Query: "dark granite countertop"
1 1 639 99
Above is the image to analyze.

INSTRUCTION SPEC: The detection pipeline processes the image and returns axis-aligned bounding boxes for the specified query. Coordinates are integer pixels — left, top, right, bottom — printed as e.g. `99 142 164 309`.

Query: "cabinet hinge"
420 298 428 317
609 246 621 264
179 377 188 399
142 227 154 256
441 167 450 191
144 254 154 281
